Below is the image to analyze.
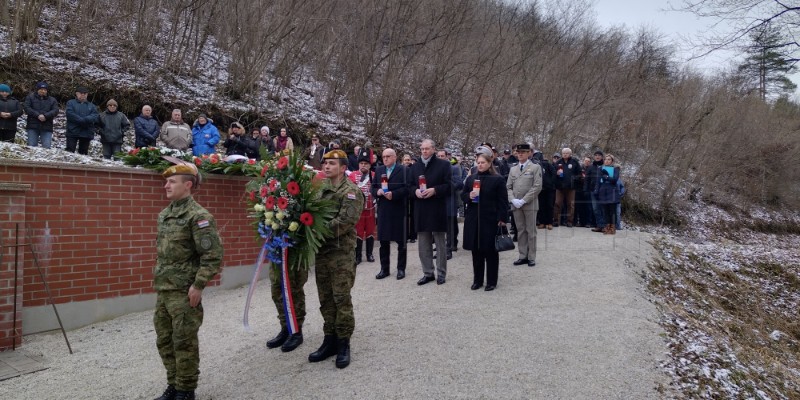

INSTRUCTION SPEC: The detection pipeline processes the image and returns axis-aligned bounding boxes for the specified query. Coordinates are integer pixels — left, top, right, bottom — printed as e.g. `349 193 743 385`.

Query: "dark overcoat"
410 157 451 232
370 163 409 242
595 166 621 205
461 171 509 251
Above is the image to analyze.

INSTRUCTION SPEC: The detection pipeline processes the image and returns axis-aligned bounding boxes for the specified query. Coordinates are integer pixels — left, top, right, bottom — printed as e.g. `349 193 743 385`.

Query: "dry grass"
646 235 800 399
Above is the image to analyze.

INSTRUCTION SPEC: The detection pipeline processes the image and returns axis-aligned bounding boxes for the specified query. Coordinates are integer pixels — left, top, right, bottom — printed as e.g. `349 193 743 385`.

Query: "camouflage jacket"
319 176 364 254
154 196 223 291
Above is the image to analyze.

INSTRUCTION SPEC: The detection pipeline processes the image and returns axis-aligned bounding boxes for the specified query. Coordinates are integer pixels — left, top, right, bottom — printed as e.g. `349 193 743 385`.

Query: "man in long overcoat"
371 148 410 280
410 139 451 285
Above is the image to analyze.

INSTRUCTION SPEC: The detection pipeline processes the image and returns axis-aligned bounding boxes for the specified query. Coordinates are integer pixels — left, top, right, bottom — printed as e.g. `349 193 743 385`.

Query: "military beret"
515 143 531 151
323 149 348 160
162 163 198 178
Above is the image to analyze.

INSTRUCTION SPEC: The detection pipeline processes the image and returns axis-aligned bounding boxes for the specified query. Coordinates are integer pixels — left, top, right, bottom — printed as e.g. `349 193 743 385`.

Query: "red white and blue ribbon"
280 247 299 334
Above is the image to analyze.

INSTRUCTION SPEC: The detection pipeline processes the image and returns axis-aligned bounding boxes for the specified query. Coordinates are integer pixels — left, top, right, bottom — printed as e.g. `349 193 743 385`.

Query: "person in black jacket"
223 122 251 156
584 150 606 232
371 148 410 280
65 86 100 155
533 150 556 229
552 147 583 227
0 84 24 143
462 153 509 291
133 105 160 148
411 139 451 286
23 81 59 148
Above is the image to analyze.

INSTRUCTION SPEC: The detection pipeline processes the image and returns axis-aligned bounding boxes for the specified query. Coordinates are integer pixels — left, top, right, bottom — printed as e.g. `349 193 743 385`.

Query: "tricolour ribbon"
280 247 300 334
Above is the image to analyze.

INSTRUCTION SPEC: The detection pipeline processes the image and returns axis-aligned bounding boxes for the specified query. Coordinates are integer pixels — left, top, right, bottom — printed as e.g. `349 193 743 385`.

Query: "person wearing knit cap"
23 82 59 148
152 159 222 400
0 83 24 143
191 113 220 157
98 98 130 159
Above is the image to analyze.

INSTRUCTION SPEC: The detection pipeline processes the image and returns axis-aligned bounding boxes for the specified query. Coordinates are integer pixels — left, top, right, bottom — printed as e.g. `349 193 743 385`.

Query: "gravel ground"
1 227 669 399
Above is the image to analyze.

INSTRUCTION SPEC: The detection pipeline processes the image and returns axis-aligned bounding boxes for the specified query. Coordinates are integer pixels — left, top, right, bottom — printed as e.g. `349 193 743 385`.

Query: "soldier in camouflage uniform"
264 265 307 352
153 163 223 400
307 149 364 369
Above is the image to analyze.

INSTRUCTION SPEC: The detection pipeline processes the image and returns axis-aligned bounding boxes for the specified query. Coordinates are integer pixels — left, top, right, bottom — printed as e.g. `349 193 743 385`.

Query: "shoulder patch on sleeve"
200 236 213 250
197 219 210 228
347 192 356 200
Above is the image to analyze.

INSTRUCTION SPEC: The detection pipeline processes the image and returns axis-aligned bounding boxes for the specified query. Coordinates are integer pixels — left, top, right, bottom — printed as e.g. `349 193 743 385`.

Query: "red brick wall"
0 160 261 349
0 183 29 350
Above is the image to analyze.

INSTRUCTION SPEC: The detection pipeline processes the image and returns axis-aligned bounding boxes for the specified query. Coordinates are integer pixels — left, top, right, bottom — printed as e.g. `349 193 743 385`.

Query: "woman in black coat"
461 154 509 291
594 154 621 235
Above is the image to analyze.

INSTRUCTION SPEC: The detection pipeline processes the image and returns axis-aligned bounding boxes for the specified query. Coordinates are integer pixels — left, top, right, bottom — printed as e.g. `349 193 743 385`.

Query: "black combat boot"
365 237 375 262
281 331 304 352
355 239 363 265
335 337 351 369
308 335 338 362
174 390 195 400
154 385 176 400
266 328 289 349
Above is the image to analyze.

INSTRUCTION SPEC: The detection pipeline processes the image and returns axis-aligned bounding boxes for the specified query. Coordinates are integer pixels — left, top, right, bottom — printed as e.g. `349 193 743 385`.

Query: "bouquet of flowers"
244 151 337 270
118 147 191 170
119 147 264 177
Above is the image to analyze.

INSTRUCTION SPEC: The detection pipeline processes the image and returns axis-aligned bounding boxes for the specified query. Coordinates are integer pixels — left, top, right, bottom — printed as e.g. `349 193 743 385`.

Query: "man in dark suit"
371 148 410 280
411 139 452 285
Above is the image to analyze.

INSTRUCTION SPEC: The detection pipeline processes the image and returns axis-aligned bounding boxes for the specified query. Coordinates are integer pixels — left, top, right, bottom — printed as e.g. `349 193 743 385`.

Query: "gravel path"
1 227 668 399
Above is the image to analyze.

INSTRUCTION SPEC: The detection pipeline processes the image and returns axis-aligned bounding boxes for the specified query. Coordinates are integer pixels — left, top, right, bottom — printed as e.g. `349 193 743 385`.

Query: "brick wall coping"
0 158 252 183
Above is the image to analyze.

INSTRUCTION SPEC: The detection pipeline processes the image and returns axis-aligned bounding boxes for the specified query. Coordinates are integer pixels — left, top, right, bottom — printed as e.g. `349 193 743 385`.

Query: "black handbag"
494 225 515 252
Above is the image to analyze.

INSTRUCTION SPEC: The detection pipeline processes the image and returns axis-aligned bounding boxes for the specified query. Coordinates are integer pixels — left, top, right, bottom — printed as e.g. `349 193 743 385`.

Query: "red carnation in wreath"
261 165 269 177
193 157 203 166
260 186 268 198
300 212 314 226
268 179 279 192
249 191 256 202
277 156 289 170
248 158 256 165
265 196 276 209
286 181 300 196
277 197 289 210
210 154 220 164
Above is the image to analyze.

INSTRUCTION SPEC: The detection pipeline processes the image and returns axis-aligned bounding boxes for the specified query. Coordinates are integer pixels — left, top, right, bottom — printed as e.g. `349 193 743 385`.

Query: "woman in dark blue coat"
461 154 509 291
595 154 621 235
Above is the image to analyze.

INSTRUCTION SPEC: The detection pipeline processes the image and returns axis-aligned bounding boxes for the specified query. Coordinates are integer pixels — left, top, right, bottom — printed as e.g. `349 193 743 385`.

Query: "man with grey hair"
410 139 452 285
553 147 583 227
160 109 192 151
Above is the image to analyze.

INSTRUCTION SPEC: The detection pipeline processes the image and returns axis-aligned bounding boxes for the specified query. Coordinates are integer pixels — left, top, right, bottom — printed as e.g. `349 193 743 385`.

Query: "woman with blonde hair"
594 154 621 234
461 153 509 291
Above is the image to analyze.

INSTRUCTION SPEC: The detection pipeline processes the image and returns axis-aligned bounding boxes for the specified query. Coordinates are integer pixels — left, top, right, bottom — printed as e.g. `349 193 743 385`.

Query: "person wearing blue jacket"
65 86 99 155
133 105 159 148
191 114 220 156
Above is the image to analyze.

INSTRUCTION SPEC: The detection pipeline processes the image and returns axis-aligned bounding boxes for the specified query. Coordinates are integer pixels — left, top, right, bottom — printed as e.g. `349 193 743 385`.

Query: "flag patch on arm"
197 220 210 228
347 193 356 200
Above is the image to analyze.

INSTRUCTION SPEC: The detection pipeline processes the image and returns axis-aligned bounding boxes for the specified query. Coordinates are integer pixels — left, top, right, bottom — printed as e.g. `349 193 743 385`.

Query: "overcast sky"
590 0 738 75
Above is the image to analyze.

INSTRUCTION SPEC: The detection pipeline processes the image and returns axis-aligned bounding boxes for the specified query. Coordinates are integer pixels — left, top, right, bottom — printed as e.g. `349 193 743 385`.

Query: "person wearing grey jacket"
98 99 131 159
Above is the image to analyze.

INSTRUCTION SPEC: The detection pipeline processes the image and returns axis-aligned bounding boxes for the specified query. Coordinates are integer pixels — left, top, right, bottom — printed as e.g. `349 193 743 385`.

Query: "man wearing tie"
371 148 410 279
506 144 542 267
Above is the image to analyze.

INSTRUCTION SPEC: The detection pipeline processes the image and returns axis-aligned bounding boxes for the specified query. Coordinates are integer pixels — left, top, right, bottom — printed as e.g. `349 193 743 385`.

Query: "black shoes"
366 254 375 262
471 283 483 290
397 270 405 280
409 239 416 243
528 260 536 267
485 285 496 291
355 256 362 265
417 275 435 285
335 338 351 369
512 259 529 266
436 276 446 285
175 391 194 400
375 270 390 279
281 332 303 352
266 329 289 349
309 335 338 363
154 385 176 400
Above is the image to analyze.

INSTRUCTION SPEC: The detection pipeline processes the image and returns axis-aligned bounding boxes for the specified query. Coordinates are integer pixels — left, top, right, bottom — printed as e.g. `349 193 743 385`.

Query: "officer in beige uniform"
506 144 542 267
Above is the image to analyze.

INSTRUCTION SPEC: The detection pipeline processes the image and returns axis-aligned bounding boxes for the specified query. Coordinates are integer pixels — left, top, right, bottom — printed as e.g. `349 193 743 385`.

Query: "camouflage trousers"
154 290 203 391
269 264 308 331
315 250 356 339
